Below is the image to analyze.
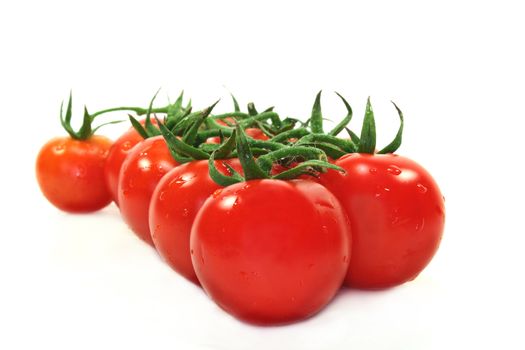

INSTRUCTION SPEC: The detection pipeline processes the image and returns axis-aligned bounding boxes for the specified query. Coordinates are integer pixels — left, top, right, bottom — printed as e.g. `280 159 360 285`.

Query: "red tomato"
36 135 112 213
118 136 178 245
150 159 242 284
206 128 269 144
319 153 445 289
104 127 143 205
215 117 236 126
191 179 351 325
104 118 158 206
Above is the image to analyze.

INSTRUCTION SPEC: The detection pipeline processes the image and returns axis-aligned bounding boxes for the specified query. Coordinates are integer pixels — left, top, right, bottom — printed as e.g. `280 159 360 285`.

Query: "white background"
1 1 524 349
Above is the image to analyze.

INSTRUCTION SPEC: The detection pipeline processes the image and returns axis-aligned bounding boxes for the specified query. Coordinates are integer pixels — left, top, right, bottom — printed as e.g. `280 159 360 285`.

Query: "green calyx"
355 97 404 154
305 91 404 156
59 89 191 140
208 124 344 187
60 92 124 140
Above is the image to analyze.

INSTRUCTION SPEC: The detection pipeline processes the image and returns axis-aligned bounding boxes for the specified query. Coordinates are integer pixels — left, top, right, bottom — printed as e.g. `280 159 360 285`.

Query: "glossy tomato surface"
150 159 242 284
319 153 445 289
118 136 177 245
104 123 148 205
191 179 351 325
36 135 112 213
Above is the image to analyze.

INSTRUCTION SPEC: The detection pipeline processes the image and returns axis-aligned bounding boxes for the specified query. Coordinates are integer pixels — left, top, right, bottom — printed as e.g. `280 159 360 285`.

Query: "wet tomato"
319 153 445 289
191 179 351 325
36 136 113 213
118 135 178 245
104 118 159 206
150 159 242 284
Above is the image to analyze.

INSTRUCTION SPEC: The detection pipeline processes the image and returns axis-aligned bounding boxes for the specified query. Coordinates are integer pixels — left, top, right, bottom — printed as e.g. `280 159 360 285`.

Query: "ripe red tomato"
149 159 242 284
118 135 178 245
190 179 351 325
104 127 144 206
319 153 445 289
36 135 113 213
104 118 159 206
206 128 269 144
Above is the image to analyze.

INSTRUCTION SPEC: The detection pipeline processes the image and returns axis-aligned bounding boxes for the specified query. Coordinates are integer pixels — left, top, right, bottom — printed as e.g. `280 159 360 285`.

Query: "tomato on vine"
36 93 119 213
308 93 445 289
150 158 243 283
190 125 351 324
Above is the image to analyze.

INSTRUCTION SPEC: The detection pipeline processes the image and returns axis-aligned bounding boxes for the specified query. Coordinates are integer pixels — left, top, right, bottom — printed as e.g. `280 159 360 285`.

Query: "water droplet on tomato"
369 167 377 174
415 218 425 231
159 191 166 201
383 187 391 192
182 208 189 217
387 165 401 175
122 141 133 151
54 144 65 154
190 249 194 255
316 200 334 209
212 189 222 198
74 166 86 178
417 183 427 193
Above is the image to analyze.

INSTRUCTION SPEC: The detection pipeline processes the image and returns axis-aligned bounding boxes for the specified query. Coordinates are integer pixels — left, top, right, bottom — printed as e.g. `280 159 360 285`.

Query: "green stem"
90 106 169 118
270 128 310 143
211 112 250 120
256 146 328 172
295 134 357 153
235 125 269 180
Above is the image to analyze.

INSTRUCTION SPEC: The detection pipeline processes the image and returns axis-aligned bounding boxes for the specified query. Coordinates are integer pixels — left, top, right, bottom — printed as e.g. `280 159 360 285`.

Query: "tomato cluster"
36 91 445 325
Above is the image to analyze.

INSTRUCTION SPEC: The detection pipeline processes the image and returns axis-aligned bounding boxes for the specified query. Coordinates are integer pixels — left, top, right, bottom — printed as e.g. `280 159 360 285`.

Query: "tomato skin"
318 153 445 289
191 179 351 325
118 136 178 245
36 135 112 213
206 128 269 144
150 159 242 284
104 119 158 206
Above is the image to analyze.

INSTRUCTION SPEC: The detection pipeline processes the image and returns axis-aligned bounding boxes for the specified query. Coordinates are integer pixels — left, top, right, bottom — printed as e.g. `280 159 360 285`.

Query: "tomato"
104 119 159 206
118 135 178 245
149 159 242 284
206 128 269 144
36 135 112 213
104 127 144 205
318 153 445 289
190 179 351 325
